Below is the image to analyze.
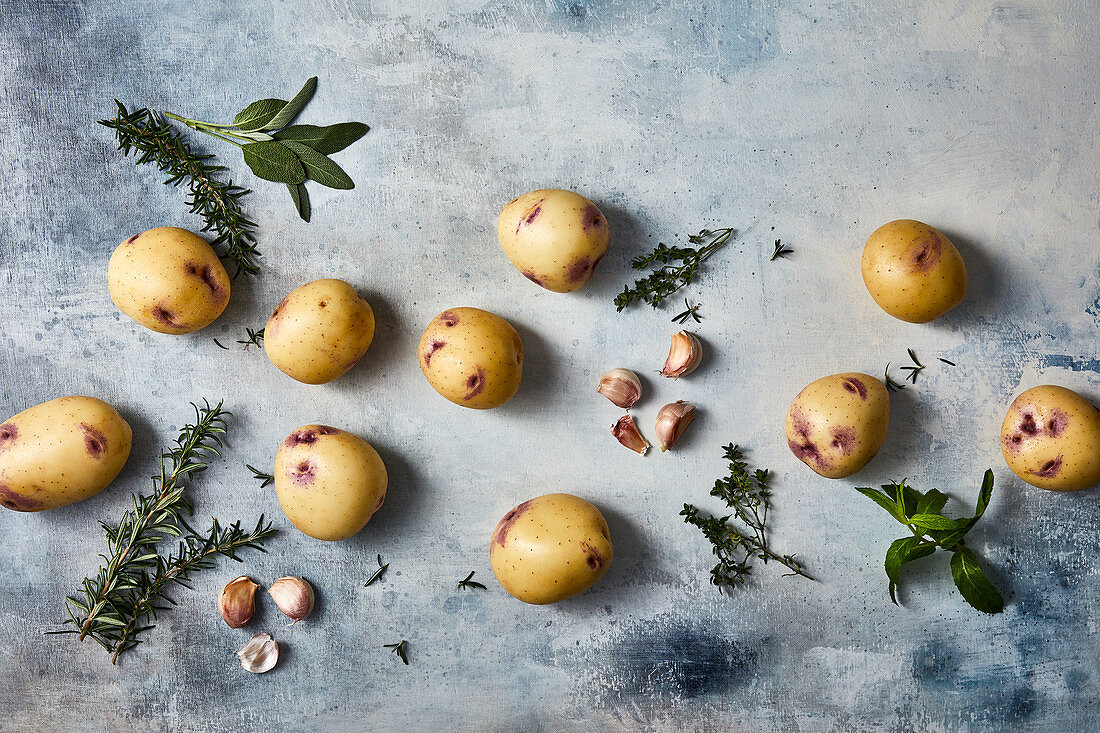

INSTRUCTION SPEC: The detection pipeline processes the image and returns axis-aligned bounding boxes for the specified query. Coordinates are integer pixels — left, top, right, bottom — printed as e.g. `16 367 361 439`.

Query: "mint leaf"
884 537 936 604
910 513 961 531
856 487 905 523
915 488 949 517
275 122 368 155
263 77 317 131
242 141 305 184
950 547 1005 614
281 141 353 189
233 98 288 131
973 469 994 520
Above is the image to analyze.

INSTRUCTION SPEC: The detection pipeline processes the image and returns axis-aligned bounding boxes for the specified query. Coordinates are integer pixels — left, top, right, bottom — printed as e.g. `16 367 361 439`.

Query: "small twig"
899 348 925 384
364 555 389 586
884 363 906 393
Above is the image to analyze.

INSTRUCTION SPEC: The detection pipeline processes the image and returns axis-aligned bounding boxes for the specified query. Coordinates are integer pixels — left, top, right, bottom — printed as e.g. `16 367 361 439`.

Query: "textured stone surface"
0 1 1097 731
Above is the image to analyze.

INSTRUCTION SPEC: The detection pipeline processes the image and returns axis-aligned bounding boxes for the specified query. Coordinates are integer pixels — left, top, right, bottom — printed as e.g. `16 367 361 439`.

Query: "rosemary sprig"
900 348 925 384
100 104 261 277
769 239 793 261
457 571 487 590
615 228 734 311
671 299 703 324
49 401 276 663
214 327 264 351
384 640 409 665
247 464 275 488
856 470 1005 614
884 363 906 393
682 444 813 591
365 555 389 586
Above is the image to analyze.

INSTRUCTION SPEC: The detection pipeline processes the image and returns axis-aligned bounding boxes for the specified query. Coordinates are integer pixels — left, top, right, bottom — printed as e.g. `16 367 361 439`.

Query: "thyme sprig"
615 228 735 311
682 444 813 591
49 401 276 663
384 639 409 665
856 471 1005 614
100 104 261 277
457 571 487 590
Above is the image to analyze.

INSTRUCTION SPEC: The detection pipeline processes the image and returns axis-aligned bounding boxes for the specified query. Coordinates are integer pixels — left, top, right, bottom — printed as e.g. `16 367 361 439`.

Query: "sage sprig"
856 470 1005 614
161 77 368 222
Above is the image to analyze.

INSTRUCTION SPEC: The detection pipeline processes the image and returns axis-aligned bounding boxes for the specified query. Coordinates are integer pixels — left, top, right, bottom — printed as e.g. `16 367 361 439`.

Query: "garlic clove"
597 368 642 409
235 632 279 673
655 401 697 451
218 576 259 629
660 331 703 379
611 414 650 455
268 576 315 624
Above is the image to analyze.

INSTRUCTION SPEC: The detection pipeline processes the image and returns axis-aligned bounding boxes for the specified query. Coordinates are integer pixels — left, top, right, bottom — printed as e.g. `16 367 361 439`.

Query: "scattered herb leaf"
671 299 703 324
939 357 956 367
213 338 229 350
365 555 389 587
884 363 906 393
769 239 793 261
682 444 813 591
384 639 409 665
855 470 1005 614
239 327 265 350
615 228 734 311
247 464 274 488
900 348 925 384
457 571 487 590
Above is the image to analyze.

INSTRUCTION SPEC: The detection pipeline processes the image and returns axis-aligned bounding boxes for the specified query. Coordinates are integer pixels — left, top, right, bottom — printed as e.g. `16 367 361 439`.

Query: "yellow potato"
418 307 523 409
0 396 132 511
108 226 231 334
497 189 610 293
264 279 375 385
273 425 387 540
785 372 890 479
489 493 613 604
1000 385 1100 491
861 220 967 323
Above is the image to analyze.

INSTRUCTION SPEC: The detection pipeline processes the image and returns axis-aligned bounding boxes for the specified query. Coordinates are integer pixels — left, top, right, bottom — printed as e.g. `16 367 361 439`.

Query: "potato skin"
489 493 613 605
497 189 610 293
861 220 967 323
785 372 890 479
0 396 132 512
418 307 523 409
273 425 387 541
108 227 231 334
1000 385 1100 492
264 279 375 385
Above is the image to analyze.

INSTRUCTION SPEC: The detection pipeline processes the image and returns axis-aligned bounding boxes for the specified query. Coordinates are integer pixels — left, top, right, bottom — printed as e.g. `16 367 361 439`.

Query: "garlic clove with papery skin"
597 368 642 409
268 576 315 624
660 331 703 378
218 576 259 629
236 632 279 673
611 414 650 455
655 401 697 451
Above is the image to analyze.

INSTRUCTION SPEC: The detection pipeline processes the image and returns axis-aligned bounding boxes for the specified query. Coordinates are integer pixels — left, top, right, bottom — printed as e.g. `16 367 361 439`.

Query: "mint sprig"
856 470 1005 614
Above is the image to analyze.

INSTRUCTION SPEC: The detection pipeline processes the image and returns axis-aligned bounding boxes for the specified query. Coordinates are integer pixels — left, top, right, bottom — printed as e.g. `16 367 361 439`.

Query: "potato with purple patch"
264 279 375 385
861 220 967 323
1000 385 1100 492
497 188 610 293
785 372 889 479
0 396 132 512
489 493 613 605
108 226 231 334
418 307 523 409
273 424 387 540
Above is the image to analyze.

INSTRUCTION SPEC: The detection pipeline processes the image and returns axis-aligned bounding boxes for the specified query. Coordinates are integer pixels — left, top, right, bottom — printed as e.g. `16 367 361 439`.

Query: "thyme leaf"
615 228 735 311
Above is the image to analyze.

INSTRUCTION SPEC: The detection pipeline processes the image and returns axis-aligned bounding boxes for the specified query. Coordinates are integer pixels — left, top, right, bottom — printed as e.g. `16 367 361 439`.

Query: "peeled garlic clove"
660 331 703 378
655 401 697 451
268 576 315 624
218 575 259 629
597 368 642 409
611 414 650 455
236 632 279 674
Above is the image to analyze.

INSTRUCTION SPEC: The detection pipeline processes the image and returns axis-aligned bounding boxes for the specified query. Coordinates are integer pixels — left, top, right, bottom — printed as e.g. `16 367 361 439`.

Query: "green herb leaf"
855 487 905 523
281 141 354 189
287 183 311 222
242 141 306 184
910 513 961 531
232 98 288 131
884 537 936 604
263 77 318 131
973 469 994 520
949 547 1005 614
275 122 369 155
915 489 949 517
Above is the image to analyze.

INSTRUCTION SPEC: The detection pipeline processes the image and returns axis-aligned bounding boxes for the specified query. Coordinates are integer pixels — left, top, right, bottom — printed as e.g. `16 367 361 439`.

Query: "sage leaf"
263 77 318 131
287 182 311 222
275 122 369 155
950 547 1005 614
282 141 353 189
232 99 288 131
856 487 905 523
910 513 961 531
242 141 305 184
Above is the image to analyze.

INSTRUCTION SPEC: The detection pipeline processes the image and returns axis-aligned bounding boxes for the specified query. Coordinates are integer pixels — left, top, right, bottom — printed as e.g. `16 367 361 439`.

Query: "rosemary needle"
457 571 487 590
365 555 389 586
384 640 409 665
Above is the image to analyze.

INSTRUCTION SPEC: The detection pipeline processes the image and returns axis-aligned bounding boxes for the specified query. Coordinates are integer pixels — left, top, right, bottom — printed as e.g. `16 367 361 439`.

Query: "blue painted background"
0 1 1097 731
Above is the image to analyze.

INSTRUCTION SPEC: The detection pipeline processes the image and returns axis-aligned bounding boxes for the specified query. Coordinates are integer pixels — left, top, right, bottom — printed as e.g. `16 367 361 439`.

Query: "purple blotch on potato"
0 423 17 450
493 499 533 547
464 367 486 399
0 483 40 512
80 423 107 458
1031 456 1063 478
422 339 446 367
152 305 178 328
439 310 459 328
842 377 868 400
582 542 604 570
289 460 316 487
909 236 942 272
